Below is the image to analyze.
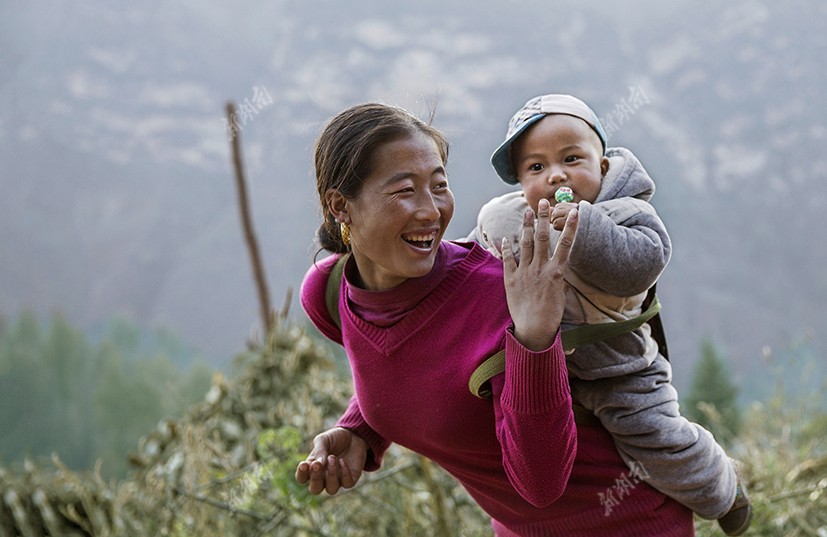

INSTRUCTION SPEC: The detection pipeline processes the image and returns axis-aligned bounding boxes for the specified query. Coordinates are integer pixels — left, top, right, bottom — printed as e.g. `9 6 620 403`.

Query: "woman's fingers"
339 457 358 489
550 208 578 267
506 200 554 273
295 459 314 485
297 455 348 495
501 237 516 273
325 455 341 494
518 208 536 266
304 458 327 495
296 427 364 495
533 199 552 262
295 462 309 484
502 200 577 351
482 231 504 259
297 432 334 494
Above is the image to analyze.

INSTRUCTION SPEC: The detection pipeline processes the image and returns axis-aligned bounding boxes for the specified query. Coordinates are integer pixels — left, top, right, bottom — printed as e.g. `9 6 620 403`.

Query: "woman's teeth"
403 232 436 248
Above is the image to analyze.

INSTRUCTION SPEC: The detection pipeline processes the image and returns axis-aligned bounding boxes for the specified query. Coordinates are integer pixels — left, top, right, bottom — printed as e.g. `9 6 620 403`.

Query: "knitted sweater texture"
301 241 693 536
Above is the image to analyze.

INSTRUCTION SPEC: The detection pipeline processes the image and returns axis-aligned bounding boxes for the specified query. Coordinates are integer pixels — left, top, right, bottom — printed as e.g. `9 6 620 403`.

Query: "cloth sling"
323 253 667 401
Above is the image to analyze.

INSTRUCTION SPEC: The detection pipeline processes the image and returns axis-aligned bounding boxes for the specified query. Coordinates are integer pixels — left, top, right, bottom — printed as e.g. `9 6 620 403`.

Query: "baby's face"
511 114 608 212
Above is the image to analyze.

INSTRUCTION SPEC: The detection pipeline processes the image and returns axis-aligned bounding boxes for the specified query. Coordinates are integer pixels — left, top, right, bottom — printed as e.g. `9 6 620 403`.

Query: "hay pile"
0 321 350 536
1 320 488 536
0 458 143 537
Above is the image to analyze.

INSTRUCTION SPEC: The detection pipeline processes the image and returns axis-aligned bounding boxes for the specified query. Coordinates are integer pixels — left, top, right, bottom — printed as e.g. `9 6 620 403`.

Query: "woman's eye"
435 180 449 190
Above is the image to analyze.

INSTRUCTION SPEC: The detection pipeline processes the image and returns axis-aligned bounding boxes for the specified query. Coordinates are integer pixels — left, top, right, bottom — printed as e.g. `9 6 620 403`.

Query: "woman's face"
344 131 454 291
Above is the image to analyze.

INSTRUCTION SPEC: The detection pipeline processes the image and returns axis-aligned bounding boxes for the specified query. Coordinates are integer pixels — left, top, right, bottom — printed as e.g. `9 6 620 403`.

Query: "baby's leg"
570 355 737 520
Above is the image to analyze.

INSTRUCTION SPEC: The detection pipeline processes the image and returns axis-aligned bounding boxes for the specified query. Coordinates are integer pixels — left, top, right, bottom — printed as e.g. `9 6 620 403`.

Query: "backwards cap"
491 94 607 185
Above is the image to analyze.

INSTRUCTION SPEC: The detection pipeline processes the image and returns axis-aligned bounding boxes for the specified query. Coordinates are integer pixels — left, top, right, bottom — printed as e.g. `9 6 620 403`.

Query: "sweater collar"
345 241 467 328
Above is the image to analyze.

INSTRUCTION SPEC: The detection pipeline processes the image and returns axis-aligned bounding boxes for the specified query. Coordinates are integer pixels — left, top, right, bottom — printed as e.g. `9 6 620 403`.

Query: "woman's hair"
314 103 449 254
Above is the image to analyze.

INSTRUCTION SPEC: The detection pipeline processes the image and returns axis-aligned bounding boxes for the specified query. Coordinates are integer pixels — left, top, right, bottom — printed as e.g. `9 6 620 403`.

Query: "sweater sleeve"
570 199 671 296
301 259 392 471
336 395 393 472
300 255 344 344
489 328 577 507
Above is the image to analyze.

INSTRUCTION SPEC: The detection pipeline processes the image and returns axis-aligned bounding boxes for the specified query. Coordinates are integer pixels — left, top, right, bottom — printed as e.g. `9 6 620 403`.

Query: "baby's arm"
474 194 670 296
470 191 528 258
568 198 671 296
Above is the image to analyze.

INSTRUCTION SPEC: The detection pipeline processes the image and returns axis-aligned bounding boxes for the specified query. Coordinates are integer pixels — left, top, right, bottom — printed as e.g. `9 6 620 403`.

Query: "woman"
296 103 694 536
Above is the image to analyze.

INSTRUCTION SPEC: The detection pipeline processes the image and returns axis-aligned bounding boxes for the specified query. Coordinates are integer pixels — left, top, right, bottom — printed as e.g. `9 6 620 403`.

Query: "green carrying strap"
325 253 350 329
468 293 663 399
323 253 666 401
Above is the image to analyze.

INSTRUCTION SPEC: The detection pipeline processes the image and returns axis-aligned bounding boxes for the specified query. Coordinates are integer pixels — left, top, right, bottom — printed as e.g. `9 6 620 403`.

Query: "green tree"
0 311 213 477
91 325 212 477
0 311 49 465
93 340 166 476
1 312 101 469
683 339 742 443
41 312 96 468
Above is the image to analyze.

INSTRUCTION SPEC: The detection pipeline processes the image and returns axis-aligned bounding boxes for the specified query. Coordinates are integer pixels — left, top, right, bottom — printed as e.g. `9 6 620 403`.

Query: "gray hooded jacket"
466 147 671 379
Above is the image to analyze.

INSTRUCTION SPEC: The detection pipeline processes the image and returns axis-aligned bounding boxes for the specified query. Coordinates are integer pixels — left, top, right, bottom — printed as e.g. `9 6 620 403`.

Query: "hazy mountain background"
1 0 825 399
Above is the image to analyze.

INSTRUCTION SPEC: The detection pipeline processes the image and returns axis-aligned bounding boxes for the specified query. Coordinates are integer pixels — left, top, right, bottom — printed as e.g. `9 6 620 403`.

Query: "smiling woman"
295 102 695 536
326 131 453 290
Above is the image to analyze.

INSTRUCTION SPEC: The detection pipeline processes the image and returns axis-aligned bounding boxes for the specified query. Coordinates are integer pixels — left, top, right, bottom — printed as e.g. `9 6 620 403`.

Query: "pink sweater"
301 241 694 536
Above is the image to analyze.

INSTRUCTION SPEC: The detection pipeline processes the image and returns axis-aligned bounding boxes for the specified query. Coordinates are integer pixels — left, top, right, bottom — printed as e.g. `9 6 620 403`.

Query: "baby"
466 94 751 535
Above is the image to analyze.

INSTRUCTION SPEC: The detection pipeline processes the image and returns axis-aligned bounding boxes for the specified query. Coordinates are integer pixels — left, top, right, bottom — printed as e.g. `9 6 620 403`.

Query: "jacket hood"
595 147 656 203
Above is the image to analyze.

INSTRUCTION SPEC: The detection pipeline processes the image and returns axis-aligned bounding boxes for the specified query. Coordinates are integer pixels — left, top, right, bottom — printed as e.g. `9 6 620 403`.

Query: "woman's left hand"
502 198 578 351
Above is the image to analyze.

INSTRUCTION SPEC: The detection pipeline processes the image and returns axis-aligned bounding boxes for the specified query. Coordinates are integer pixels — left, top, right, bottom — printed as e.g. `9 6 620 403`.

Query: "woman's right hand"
502 198 578 351
295 427 367 495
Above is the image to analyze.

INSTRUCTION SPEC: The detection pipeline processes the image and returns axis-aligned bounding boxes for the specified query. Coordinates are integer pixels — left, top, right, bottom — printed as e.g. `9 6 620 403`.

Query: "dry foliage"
0 319 488 536
694 397 827 537
1 319 824 536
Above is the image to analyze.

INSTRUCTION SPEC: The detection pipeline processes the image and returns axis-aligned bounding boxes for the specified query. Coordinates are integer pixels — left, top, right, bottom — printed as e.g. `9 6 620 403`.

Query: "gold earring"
340 222 351 246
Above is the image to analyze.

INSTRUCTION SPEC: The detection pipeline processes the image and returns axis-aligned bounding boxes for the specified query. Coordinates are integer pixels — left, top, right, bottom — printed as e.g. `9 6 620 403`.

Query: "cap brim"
490 113 546 185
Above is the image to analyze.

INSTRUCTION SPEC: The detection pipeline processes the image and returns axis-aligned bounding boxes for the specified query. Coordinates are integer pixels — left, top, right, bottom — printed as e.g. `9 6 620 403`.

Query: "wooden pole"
226 101 272 337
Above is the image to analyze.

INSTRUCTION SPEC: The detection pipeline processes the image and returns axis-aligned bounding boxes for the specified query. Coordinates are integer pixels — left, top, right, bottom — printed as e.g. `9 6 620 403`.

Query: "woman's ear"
325 189 350 224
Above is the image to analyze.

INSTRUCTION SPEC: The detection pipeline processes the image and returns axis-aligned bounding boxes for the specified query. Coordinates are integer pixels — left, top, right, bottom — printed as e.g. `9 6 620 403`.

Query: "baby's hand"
551 202 578 231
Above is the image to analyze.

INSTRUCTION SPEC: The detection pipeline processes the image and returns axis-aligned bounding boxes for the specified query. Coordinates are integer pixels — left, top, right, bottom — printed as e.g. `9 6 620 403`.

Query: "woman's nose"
416 192 440 220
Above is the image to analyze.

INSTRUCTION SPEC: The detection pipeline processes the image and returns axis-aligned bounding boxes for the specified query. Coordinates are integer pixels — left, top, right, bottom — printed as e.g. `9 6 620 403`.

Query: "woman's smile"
344 131 454 291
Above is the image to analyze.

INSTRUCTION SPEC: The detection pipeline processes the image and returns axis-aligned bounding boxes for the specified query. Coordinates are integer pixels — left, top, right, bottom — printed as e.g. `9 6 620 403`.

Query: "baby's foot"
717 462 752 536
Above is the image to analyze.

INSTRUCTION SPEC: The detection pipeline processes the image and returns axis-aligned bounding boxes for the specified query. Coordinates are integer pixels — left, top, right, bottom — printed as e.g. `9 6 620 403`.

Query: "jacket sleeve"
569 198 671 296
489 329 577 507
473 191 528 254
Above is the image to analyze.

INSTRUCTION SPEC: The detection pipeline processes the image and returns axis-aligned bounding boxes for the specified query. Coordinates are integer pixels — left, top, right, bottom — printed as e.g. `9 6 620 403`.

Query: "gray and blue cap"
491 94 607 185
